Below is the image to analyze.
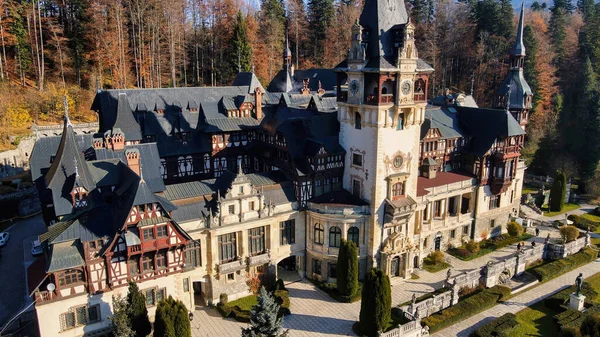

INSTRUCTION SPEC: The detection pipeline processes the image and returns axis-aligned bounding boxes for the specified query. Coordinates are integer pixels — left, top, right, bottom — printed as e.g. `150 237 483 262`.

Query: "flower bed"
216 281 290 322
310 279 362 303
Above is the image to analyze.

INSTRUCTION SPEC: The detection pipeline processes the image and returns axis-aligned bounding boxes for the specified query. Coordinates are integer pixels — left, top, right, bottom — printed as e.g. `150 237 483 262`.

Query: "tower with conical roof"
334 0 434 274
494 1 532 130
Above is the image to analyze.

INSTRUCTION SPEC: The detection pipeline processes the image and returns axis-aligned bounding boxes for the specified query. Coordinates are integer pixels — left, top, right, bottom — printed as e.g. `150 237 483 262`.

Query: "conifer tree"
126 281 151 337
229 11 253 77
241 287 288 337
307 0 335 63
523 25 540 112
550 170 567 211
359 269 391 336
336 239 349 294
336 240 359 296
109 295 134 337
153 296 191 337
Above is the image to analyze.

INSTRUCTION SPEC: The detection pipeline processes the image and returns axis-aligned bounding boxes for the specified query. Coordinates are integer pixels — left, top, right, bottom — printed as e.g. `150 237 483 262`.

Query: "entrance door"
414 255 419 268
391 257 401 277
435 236 442 251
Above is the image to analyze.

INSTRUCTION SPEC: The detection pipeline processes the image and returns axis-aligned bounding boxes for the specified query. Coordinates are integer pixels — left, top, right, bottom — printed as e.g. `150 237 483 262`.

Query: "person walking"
535 227 540 237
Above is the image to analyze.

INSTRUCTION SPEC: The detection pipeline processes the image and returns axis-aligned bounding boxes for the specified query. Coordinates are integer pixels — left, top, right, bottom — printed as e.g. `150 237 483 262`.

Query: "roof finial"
63 95 72 127
511 1 526 57
237 158 243 175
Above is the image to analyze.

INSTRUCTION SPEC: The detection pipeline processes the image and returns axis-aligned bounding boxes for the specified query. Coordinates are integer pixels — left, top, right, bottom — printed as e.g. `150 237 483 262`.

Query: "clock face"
349 80 359 96
401 81 412 95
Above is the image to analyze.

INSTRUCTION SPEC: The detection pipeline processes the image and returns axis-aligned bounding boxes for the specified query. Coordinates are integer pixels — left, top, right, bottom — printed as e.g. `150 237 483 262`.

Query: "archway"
277 256 301 283
391 256 401 277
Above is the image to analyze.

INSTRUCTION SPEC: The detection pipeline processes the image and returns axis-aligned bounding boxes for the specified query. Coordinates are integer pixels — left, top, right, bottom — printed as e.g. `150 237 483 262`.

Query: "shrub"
246 274 261 294
219 293 228 305
558 327 582 337
429 251 445 264
594 206 600 216
568 214 599 232
359 269 391 336
545 282 597 312
531 249 597 282
550 170 567 212
471 313 517 337
126 281 151 337
465 240 480 253
560 225 580 242
506 221 523 237
216 303 233 317
275 279 286 291
580 314 600 337
422 285 511 333
153 296 191 337
337 240 359 297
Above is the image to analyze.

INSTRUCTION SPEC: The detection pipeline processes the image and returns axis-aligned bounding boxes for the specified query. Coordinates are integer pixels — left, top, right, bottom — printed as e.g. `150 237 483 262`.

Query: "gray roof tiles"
46 241 85 273
422 107 465 140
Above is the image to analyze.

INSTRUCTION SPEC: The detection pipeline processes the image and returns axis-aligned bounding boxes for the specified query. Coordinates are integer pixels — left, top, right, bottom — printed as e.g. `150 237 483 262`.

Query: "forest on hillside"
0 0 598 192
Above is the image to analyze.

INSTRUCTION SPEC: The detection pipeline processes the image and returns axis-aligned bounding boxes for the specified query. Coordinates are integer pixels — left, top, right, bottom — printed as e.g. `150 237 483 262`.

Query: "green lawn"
542 203 580 217
522 184 539 195
228 295 257 311
448 234 534 261
583 213 600 223
422 261 451 273
509 301 560 337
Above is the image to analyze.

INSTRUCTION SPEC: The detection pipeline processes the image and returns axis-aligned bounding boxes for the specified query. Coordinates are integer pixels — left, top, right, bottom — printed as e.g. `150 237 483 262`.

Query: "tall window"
314 223 324 244
329 226 342 248
248 227 265 256
156 226 167 238
156 251 166 269
347 227 359 247
142 228 155 241
355 112 362 129
392 182 404 199
489 195 501 210
280 220 295 245
142 255 154 272
59 305 100 331
396 114 404 130
128 257 140 275
185 240 201 268
434 200 442 218
352 153 363 167
352 179 361 197
329 263 338 278
313 260 322 275
218 233 237 263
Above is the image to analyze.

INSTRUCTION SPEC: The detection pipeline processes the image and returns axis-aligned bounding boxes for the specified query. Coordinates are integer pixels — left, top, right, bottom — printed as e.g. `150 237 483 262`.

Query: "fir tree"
126 281 151 337
307 0 335 62
153 296 191 337
549 6 567 67
359 269 391 336
241 287 288 337
229 11 253 77
337 239 348 294
109 295 134 337
336 240 359 296
8 2 32 86
523 25 540 113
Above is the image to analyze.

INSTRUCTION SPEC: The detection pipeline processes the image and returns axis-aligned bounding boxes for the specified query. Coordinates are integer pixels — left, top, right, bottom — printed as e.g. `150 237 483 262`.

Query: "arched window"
392 182 404 199
329 226 341 248
347 227 359 247
354 112 362 130
382 87 388 94
314 223 324 244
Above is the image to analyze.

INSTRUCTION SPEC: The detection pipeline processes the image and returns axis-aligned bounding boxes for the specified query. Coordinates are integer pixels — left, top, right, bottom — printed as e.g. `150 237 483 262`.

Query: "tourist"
535 227 540 237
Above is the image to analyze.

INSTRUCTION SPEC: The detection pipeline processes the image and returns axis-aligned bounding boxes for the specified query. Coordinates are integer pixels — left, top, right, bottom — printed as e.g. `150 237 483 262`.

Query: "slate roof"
133 180 158 206
308 95 338 112
138 216 170 227
46 241 85 273
416 59 435 72
114 93 143 141
203 117 260 133
511 2 526 57
267 69 338 93
359 0 408 70
263 183 297 205
457 107 526 156
44 118 96 216
171 202 210 224
86 159 121 187
30 133 93 182
496 69 532 110
163 181 214 201
231 72 265 94
421 107 465 140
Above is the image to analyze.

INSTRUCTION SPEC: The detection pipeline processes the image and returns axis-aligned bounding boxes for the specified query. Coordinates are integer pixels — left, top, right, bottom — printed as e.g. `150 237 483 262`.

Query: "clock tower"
335 0 433 275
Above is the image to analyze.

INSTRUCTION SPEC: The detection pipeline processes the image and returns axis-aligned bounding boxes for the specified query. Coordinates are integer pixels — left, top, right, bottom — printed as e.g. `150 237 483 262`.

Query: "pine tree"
126 281 151 337
109 295 134 337
154 296 191 337
229 11 253 78
8 2 32 86
359 269 391 336
523 25 540 113
241 287 288 337
550 170 567 211
549 6 567 66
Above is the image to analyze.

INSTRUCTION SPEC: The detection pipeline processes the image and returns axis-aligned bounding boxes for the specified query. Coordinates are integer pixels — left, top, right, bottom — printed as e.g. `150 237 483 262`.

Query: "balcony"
490 176 513 194
365 94 395 105
217 259 244 274
128 244 142 254
337 91 348 102
248 251 271 267
384 196 417 226
414 93 426 102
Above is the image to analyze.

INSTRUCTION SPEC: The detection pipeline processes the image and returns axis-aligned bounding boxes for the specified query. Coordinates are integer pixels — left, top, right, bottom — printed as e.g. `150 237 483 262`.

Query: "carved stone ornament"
384 151 411 175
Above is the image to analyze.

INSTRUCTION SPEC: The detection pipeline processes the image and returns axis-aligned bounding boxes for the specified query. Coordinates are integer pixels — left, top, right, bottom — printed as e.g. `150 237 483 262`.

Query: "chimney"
254 87 263 120
126 149 141 175
111 129 125 150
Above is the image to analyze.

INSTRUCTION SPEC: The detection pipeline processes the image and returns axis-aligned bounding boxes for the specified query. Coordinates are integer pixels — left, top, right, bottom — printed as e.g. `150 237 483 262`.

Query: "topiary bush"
550 170 567 212
359 269 391 336
465 240 480 253
560 225 580 242
568 214 599 232
530 249 597 282
507 221 524 237
219 293 228 305
471 313 517 337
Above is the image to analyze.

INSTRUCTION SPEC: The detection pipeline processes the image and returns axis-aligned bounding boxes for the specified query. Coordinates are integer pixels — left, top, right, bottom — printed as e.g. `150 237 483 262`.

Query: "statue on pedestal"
576 273 583 296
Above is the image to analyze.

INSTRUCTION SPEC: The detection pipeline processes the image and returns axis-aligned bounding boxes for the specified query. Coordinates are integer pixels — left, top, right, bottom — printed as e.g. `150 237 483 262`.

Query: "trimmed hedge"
544 282 598 312
568 214 600 232
217 289 291 322
530 249 597 282
311 279 363 303
422 285 511 333
470 313 517 337
448 233 534 261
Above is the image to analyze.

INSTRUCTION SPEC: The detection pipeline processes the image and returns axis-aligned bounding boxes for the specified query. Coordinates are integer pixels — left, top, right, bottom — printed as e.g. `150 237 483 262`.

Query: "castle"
27 1 530 336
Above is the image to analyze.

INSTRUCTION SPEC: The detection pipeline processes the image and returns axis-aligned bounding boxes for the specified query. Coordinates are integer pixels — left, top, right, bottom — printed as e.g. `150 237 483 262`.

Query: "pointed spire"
284 32 292 59
63 95 72 127
511 1 526 57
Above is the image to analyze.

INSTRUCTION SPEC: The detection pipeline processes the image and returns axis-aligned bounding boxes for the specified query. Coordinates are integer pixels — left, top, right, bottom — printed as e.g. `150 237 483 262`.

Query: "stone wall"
399 290 454 319
378 316 430 337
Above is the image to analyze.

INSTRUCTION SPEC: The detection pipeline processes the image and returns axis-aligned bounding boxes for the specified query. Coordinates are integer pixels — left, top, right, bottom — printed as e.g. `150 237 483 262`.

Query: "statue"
575 273 583 296
412 293 417 305
545 233 550 244
446 268 452 280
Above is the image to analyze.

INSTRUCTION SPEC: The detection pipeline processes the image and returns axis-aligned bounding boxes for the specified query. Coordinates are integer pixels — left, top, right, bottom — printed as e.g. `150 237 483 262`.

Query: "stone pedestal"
569 293 586 311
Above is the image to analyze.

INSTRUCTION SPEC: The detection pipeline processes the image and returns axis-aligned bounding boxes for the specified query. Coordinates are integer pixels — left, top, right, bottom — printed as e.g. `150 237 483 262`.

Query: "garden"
448 221 533 261
422 251 451 272
310 240 362 302
217 279 291 322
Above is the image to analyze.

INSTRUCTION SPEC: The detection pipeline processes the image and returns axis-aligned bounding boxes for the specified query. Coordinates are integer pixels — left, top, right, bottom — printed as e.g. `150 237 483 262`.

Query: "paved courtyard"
190 219 568 337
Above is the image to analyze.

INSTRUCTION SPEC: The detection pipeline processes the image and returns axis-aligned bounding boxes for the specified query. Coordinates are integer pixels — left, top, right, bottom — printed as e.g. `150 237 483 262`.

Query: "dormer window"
72 187 88 209
189 108 198 112
157 109 165 114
